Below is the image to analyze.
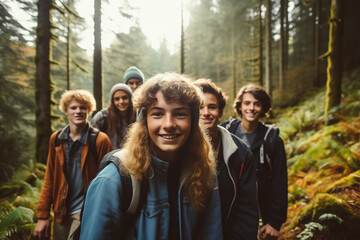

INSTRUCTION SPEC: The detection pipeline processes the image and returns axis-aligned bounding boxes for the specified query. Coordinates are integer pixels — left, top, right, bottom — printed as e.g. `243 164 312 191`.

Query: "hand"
259 224 279 240
33 219 50 239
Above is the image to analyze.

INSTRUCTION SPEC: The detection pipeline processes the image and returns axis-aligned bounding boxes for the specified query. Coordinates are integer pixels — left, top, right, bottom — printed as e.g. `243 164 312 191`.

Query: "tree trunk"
279 0 285 98
314 0 321 87
265 0 272 97
232 18 237 99
66 1 71 90
324 0 344 123
93 0 102 113
258 0 263 86
180 2 185 74
35 0 53 164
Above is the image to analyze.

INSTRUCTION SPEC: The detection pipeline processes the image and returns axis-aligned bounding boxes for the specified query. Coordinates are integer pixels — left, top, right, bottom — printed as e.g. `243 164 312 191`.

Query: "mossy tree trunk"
35 0 54 164
324 0 344 123
265 0 272 97
93 0 102 114
180 2 185 74
258 0 263 86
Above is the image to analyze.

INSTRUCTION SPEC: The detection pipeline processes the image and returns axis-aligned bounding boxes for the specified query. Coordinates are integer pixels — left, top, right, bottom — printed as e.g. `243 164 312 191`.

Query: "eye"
175 111 188 118
80 106 87 110
150 111 163 117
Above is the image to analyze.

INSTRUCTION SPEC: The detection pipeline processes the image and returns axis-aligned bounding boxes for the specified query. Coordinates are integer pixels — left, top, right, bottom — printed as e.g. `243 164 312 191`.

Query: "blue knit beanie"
123 66 145 84
110 83 133 98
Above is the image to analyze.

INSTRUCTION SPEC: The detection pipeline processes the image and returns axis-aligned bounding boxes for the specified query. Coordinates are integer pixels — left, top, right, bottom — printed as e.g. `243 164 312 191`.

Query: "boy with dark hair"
194 79 259 239
221 84 288 240
33 90 113 240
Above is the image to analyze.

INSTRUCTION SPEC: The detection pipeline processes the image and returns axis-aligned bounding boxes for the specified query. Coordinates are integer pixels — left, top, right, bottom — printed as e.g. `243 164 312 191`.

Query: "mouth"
200 118 213 124
160 134 179 140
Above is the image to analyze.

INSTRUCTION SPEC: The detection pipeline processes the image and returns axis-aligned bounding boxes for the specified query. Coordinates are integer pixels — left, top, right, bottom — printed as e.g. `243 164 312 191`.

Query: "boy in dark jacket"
221 84 288 240
194 79 259 239
33 90 113 240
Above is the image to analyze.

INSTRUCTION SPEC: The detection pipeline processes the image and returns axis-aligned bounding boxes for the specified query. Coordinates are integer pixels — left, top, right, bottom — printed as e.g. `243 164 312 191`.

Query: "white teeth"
161 135 177 139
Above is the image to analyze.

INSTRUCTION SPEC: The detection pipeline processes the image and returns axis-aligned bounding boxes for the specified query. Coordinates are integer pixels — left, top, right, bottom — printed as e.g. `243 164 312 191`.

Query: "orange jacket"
36 126 113 223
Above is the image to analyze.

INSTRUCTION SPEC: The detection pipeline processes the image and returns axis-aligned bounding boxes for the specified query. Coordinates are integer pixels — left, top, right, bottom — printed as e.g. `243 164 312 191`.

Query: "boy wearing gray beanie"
123 66 145 92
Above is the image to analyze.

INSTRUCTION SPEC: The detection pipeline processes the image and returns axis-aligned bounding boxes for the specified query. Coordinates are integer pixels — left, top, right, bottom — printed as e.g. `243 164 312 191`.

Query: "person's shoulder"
93 109 107 120
96 162 121 182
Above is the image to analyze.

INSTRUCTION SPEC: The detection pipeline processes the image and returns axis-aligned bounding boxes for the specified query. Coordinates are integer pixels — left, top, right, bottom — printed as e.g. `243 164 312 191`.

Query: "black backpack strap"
54 130 62 147
223 117 241 134
88 127 100 160
261 124 279 174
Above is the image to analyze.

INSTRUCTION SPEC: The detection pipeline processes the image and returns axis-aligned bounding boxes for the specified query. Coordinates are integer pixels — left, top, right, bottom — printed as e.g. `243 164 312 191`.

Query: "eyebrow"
149 106 189 111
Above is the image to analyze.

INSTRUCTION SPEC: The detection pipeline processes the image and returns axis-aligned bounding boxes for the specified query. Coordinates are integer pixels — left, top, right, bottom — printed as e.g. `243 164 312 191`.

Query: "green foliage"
0 205 35 240
297 222 326 240
0 1 35 184
297 213 344 240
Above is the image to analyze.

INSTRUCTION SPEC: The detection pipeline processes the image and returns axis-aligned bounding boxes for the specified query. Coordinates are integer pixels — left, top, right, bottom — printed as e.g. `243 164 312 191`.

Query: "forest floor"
277 68 360 240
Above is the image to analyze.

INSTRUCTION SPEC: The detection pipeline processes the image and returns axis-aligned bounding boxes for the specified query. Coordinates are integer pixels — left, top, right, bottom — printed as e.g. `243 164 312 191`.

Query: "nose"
163 113 175 129
249 103 255 110
201 107 210 116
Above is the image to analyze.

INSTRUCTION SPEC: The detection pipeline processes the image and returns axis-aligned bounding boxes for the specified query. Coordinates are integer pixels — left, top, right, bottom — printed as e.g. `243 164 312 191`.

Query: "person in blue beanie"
123 66 145 92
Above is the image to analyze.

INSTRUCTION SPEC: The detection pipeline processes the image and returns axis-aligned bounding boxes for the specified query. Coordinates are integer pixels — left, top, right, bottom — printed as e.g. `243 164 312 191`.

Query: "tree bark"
265 0 272 96
180 2 185 74
35 0 54 164
258 0 263 86
279 0 285 97
93 0 102 113
324 0 344 123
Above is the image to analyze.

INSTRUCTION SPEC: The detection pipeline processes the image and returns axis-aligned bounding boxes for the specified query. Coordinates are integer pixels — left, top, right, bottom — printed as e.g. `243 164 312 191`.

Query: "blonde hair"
59 89 96 114
122 72 216 210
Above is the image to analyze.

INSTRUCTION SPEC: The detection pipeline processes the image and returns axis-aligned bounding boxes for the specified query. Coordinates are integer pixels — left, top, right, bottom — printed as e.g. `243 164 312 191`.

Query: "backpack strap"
54 127 99 160
223 117 240 133
88 127 100 160
101 149 145 214
54 130 62 147
259 124 279 174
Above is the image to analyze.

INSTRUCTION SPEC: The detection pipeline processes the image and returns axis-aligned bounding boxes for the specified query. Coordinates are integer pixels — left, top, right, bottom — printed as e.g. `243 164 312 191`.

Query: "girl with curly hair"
80 73 223 240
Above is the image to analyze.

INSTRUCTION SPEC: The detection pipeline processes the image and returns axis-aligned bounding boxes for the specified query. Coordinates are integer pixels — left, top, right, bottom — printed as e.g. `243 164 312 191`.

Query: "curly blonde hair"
59 89 96 114
122 72 216 210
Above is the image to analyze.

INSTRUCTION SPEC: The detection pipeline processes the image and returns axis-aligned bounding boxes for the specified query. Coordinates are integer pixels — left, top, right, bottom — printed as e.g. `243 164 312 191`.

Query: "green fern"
318 213 344 225
0 206 34 239
297 222 327 240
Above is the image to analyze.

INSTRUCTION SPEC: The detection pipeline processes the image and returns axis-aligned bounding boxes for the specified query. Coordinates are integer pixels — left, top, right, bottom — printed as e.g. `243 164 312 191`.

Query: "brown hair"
59 89 96 114
193 78 228 112
233 84 271 118
122 72 216 210
106 90 135 146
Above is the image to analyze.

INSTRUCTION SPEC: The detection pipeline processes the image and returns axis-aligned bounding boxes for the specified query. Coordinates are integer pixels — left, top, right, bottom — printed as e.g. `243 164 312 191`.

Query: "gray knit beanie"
110 83 133 98
123 66 145 84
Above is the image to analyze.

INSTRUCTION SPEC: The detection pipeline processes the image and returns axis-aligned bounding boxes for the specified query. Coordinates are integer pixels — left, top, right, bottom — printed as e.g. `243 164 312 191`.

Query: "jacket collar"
218 125 238 165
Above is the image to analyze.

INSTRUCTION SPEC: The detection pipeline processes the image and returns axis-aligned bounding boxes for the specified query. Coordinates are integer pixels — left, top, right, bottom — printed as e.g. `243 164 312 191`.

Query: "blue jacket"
80 155 223 240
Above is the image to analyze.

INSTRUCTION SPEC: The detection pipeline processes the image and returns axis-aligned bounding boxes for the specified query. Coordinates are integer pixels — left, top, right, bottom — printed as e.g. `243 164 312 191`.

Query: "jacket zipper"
225 160 237 223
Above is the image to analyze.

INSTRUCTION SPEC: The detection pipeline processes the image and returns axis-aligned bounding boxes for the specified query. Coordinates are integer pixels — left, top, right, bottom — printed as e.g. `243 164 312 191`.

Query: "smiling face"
127 78 142 92
113 90 130 112
200 93 222 135
147 91 192 162
239 92 263 124
65 99 89 127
